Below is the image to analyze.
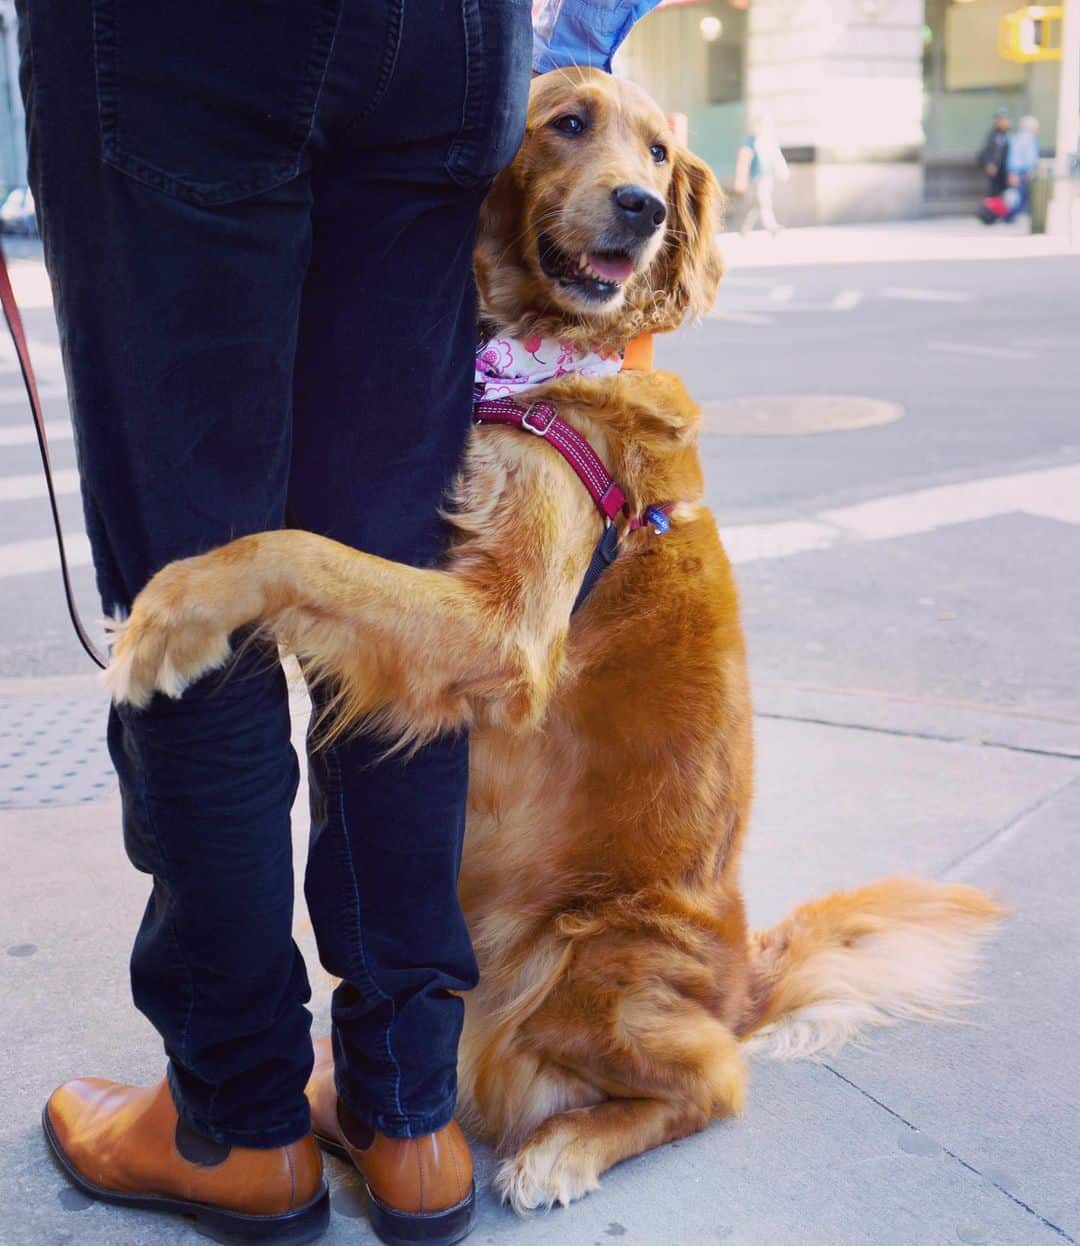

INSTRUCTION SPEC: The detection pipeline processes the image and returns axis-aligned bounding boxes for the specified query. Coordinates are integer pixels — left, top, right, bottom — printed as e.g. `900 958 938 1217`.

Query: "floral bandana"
474 333 623 402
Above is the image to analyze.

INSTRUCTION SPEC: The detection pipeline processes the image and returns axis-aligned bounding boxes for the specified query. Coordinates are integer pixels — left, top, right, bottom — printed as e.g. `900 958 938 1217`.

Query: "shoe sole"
313 1130 476 1246
43 1107 330 1246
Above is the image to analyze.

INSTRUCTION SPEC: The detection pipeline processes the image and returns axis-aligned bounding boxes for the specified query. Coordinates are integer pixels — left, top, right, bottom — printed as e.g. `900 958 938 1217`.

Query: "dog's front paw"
494 1121 603 1214
105 560 237 708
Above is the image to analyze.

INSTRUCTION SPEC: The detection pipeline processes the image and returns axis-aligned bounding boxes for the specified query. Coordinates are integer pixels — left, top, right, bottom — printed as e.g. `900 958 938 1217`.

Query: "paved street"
2 220 1079 1245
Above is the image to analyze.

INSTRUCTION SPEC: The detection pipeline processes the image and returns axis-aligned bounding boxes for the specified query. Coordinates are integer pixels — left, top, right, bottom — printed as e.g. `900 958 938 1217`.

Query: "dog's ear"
641 147 724 332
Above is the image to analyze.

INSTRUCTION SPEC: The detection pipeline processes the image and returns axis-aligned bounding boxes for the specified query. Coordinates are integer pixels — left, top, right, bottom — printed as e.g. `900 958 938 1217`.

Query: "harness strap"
572 522 620 614
0 242 107 669
474 391 677 614
474 395 626 521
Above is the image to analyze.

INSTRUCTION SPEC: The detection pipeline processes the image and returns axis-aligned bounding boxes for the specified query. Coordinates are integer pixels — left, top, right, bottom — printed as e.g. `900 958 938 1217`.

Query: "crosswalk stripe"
707 308 774 325
0 382 62 403
831 289 862 311
7 465 1078 578
0 337 65 372
881 286 971 304
0 532 92 579
723 462 1080 564
707 282 986 320
927 341 1037 361
0 420 73 446
0 468 80 501
6 463 1077 584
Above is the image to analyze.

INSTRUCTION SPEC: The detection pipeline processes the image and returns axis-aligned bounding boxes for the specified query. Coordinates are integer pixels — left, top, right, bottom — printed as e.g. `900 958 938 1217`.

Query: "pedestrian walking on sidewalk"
1005 115 1041 221
979 107 1012 198
17 2 659 1244
735 115 789 237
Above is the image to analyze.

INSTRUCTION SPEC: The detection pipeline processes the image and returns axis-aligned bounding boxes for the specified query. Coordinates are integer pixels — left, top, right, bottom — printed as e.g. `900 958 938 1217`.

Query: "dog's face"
476 69 724 347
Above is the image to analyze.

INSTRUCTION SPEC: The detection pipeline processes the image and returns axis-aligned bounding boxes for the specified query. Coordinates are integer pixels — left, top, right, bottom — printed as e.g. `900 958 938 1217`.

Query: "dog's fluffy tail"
740 878 1006 1060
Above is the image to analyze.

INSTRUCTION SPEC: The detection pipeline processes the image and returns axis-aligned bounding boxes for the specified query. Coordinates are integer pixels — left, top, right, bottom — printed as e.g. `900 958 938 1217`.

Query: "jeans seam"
338 0 404 143
99 148 298 207
445 0 530 189
179 1106 310 1145
297 0 344 157
123 713 198 1072
167 1064 306 1147
90 0 338 206
89 0 115 175
445 0 482 185
363 0 404 122
338 1085 456 1139
329 741 408 1132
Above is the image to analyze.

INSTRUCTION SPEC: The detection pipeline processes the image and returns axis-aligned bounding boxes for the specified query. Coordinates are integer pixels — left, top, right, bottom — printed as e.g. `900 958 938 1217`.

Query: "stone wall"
745 0 926 223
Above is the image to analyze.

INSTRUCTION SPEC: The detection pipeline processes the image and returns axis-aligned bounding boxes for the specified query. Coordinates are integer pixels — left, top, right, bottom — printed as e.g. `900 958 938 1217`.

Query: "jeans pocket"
445 0 531 189
91 0 338 206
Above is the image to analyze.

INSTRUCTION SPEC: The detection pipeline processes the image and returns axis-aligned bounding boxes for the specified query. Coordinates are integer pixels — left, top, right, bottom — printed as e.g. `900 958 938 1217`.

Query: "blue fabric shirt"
532 0 664 73
1006 130 1040 176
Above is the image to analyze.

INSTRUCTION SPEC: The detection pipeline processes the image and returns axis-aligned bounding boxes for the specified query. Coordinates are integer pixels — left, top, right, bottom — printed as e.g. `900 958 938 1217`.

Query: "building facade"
0 5 1068 224
616 0 1070 223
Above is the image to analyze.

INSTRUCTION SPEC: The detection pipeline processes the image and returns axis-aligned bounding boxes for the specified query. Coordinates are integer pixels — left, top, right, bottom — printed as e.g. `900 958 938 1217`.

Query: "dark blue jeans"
18 0 530 1146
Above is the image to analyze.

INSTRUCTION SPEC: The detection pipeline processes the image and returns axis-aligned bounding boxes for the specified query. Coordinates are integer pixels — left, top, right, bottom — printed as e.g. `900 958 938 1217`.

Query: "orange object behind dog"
621 332 654 371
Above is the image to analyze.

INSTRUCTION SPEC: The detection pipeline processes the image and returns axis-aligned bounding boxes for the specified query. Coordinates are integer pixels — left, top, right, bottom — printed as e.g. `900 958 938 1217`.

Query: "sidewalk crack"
936 773 1080 877
754 710 1080 761
822 1065 1078 1244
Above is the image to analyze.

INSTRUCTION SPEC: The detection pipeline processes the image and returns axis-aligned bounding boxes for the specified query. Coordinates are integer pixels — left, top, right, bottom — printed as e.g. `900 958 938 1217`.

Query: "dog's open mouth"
538 233 635 302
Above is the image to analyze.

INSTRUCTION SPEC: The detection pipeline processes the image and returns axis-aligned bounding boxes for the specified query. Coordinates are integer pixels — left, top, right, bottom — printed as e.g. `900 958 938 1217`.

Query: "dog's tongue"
587 253 634 283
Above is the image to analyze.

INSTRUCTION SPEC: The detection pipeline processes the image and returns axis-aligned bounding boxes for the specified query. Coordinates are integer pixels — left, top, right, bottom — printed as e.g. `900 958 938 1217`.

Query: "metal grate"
0 697 115 808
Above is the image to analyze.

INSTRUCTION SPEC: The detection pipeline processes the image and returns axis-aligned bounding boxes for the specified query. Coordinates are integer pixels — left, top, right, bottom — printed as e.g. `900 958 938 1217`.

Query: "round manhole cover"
700 395 904 437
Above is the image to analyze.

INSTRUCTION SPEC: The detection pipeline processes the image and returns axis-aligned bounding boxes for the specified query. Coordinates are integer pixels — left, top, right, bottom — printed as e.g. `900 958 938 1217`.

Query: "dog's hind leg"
490 960 747 1212
496 1096 712 1213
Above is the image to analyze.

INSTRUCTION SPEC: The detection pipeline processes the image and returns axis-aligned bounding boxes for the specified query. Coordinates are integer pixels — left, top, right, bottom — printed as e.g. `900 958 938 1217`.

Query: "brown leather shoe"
42 1076 329 1244
306 1037 475 1246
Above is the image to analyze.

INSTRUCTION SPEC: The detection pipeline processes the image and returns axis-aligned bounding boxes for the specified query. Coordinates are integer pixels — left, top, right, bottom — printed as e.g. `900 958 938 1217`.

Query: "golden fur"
107 70 1005 1212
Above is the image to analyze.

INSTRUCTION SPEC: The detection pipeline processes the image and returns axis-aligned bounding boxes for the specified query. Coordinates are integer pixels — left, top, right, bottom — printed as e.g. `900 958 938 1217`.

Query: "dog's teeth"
578 253 589 270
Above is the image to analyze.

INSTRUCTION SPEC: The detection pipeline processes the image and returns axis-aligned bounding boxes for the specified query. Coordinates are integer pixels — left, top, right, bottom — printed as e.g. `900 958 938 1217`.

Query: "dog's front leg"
107 529 545 740
497 1096 713 1213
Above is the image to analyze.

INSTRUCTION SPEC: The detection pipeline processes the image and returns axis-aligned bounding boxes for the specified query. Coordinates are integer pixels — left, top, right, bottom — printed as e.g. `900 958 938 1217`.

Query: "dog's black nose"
612 185 667 237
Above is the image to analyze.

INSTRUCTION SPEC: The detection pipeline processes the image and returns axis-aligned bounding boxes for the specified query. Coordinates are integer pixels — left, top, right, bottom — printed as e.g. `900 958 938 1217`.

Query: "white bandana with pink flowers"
474 333 622 402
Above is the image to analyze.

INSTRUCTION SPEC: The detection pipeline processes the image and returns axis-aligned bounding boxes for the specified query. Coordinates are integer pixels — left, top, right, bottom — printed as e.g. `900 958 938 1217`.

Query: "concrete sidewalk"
719 213 1080 270
3 230 1080 1245
3 668 1078 1246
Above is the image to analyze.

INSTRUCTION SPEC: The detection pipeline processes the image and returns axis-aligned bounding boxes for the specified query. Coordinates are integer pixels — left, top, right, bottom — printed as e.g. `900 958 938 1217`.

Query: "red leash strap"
0 242 107 669
474 396 626 521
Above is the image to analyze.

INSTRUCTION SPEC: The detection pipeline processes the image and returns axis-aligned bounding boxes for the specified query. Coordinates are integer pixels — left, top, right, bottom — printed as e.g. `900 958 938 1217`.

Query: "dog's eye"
552 114 586 136
649 143 668 165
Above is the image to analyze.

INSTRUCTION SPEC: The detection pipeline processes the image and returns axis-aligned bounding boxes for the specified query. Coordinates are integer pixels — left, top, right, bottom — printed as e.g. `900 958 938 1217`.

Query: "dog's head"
476 69 724 350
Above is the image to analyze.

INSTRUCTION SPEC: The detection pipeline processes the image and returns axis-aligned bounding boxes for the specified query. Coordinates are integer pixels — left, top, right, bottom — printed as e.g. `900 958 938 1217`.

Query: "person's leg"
740 186 760 235
1016 172 1032 218
19 0 329 1147
758 177 780 233
291 0 530 1144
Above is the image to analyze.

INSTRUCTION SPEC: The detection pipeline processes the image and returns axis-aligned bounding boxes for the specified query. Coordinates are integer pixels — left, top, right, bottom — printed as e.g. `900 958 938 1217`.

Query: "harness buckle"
521 402 557 437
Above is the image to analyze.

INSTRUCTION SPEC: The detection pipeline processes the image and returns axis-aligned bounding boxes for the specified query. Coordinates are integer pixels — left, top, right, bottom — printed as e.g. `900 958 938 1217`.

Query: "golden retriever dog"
106 69 1004 1213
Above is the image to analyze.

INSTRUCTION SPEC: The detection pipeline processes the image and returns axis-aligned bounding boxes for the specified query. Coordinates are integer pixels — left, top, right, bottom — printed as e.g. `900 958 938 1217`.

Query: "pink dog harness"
472 394 626 521
473 334 675 612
